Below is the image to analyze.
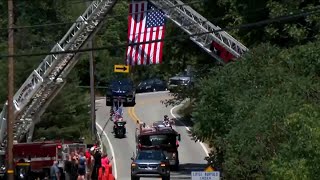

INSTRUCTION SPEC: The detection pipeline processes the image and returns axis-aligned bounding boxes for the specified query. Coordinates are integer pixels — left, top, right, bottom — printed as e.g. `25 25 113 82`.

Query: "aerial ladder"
0 0 248 152
149 0 249 63
0 0 118 152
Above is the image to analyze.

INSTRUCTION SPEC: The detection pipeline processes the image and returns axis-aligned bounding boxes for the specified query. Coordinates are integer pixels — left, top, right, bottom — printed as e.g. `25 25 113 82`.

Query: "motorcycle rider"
163 115 170 127
113 107 125 133
113 115 123 133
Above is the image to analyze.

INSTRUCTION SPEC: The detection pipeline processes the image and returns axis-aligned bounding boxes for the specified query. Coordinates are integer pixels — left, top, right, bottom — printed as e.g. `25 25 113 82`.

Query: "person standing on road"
91 148 102 180
86 148 94 180
64 154 72 180
50 161 61 180
101 152 110 167
77 152 87 180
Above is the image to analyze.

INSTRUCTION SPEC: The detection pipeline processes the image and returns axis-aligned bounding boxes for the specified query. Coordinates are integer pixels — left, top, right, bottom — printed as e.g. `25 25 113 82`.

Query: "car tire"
172 161 179 171
162 175 170 180
106 101 112 106
131 175 140 180
130 97 136 106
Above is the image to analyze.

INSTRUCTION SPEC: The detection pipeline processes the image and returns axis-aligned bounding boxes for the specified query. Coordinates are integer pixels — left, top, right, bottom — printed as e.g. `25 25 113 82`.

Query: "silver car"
131 150 170 180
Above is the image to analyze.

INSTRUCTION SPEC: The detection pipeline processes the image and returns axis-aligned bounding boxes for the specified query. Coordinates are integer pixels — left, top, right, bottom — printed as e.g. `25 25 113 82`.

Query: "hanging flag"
126 1 166 65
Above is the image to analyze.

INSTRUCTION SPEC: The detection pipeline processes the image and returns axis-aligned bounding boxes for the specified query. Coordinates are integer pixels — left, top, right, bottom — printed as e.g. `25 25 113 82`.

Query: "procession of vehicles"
106 82 181 179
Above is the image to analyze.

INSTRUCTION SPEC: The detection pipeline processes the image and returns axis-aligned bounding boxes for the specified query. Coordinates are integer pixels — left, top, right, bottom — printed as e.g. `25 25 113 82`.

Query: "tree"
34 70 90 140
191 41 320 178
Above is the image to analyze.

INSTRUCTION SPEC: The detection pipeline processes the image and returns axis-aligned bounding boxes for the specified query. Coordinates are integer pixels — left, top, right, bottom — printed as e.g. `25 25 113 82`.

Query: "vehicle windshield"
137 151 165 161
139 134 176 147
109 79 132 90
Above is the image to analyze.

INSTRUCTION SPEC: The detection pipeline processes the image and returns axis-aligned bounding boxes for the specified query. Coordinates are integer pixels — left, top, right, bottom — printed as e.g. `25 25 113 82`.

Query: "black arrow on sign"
116 66 127 71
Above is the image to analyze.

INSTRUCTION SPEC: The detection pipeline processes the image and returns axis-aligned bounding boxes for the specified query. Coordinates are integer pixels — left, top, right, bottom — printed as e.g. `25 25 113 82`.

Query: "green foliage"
269 104 320 179
33 71 90 141
0 1 90 139
192 41 320 178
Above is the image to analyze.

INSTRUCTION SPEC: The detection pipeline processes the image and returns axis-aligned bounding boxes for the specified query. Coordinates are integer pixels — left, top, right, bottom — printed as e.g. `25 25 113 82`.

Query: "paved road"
95 92 208 180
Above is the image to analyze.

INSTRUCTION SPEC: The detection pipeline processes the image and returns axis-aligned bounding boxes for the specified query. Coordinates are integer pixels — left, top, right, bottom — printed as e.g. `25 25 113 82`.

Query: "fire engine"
135 121 181 170
0 140 87 179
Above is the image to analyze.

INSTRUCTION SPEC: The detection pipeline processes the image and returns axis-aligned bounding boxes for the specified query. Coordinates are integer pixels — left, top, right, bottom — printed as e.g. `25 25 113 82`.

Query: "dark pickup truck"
106 79 136 107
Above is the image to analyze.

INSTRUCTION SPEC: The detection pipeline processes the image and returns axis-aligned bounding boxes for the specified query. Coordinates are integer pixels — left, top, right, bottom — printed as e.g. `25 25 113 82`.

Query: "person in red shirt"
101 152 110 167
85 149 94 179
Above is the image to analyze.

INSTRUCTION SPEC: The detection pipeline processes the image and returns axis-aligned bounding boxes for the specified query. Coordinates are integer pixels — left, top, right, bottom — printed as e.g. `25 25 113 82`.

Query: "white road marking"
96 122 118 179
170 104 209 156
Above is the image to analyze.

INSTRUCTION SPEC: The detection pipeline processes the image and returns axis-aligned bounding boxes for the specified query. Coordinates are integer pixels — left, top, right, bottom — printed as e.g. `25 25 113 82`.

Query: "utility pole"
86 1 96 141
7 0 15 179
89 40 96 141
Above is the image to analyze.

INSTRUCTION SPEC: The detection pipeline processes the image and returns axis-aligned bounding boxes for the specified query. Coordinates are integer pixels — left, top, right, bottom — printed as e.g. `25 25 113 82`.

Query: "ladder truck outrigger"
0 0 248 173
135 121 181 170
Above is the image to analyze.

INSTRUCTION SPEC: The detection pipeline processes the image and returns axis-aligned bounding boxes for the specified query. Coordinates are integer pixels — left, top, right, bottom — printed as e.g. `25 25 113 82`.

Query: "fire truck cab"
135 122 181 170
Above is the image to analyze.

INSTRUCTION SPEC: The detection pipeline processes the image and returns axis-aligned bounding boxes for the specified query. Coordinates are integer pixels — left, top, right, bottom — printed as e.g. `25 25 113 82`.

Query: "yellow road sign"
114 65 129 73
205 165 215 172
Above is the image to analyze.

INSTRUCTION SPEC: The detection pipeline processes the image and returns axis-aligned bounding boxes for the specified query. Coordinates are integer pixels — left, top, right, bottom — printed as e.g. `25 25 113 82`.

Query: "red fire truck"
135 121 181 170
0 140 87 179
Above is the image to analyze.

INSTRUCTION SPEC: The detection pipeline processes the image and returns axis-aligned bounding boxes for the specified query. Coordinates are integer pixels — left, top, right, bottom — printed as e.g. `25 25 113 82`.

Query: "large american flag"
126 1 166 65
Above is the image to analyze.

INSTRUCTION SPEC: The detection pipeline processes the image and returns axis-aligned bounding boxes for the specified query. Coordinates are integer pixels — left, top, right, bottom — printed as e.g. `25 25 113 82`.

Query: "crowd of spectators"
52 145 110 180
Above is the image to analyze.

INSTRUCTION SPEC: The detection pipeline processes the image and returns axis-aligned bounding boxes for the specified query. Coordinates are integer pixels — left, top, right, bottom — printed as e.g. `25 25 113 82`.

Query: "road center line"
128 106 141 124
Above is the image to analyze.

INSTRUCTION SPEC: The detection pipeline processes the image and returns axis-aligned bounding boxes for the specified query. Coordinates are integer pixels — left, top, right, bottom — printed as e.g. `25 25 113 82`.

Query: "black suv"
106 79 136 106
131 150 170 180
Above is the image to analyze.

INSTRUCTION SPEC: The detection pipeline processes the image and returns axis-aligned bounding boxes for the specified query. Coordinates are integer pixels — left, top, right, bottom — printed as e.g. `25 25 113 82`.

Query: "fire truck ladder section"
0 0 117 150
149 0 249 63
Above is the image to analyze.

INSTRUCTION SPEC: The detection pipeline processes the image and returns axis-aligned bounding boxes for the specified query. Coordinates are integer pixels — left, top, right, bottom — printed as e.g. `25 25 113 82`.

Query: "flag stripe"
154 27 161 64
131 3 140 66
136 3 146 65
158 28 165 64
126 1 165 65
125 3 133 65
127 3 137 65
146 28 153 65
150 27 157 64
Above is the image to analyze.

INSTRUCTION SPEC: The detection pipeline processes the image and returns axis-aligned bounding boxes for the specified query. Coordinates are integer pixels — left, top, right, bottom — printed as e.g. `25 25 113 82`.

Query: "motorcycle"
114 121 126 138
